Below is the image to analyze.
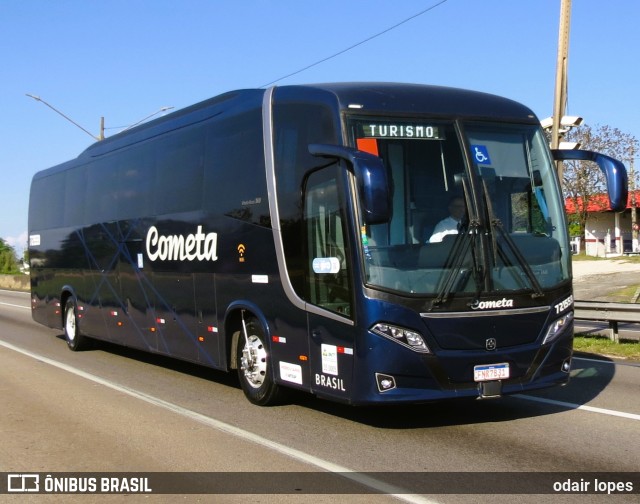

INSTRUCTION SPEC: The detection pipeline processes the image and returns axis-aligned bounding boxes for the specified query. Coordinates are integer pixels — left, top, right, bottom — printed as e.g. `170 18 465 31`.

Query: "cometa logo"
146 225 218 262
470 298 515 310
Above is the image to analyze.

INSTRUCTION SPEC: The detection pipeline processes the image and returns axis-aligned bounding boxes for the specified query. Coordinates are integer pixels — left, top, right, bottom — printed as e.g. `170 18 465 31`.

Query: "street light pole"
120 106 174 132
27 95 173 141
26 94 102 141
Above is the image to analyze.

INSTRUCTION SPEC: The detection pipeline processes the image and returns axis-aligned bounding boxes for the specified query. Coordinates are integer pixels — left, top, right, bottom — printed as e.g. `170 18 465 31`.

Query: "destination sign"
361 123 445 140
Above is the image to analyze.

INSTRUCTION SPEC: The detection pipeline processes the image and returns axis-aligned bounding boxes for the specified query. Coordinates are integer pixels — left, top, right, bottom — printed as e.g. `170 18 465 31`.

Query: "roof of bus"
78 88 265 160
82 83 537 157
291 82 538 121
35 83 538 177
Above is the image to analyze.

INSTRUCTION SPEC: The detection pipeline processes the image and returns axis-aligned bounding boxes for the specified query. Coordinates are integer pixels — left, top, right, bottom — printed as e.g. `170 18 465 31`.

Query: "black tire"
236 318 284 406
64 299 88 351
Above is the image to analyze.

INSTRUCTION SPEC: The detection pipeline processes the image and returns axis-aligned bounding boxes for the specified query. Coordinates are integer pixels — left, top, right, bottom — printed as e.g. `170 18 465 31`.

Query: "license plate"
474 363 509 382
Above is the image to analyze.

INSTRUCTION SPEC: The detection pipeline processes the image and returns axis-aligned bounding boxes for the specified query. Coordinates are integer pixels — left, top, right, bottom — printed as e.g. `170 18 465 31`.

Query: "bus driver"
429 196 466 243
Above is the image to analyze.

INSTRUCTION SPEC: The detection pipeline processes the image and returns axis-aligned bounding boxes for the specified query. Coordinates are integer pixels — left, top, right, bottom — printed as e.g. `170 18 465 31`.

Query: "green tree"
0 238 20 274
561 124 639 237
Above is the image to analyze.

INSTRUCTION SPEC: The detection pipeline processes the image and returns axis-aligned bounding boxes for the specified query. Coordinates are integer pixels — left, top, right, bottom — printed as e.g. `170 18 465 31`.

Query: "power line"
259 0 450 88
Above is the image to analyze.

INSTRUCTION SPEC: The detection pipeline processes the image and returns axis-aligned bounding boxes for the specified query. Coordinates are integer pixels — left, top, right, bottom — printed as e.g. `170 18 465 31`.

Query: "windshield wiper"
481 179 544 298
431 219 482 308
430 172 487 309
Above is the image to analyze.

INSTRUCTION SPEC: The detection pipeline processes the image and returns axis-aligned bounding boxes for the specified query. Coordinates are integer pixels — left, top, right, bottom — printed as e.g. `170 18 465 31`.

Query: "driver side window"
304 167 353 317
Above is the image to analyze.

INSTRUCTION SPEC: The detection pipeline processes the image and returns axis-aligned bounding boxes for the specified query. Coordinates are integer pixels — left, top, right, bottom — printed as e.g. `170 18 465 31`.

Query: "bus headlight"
371 323 431 353
542 311 574 345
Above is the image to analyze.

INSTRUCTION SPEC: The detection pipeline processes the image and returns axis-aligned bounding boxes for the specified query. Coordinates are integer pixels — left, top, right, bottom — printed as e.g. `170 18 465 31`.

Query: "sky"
1 0 639 256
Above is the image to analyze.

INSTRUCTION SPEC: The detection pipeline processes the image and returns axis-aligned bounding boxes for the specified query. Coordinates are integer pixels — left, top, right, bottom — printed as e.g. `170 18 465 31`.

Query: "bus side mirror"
552 149 628 212
309 143 392 224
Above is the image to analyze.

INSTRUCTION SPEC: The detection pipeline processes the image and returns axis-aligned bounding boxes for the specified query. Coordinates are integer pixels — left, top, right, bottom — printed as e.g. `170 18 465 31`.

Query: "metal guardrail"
574 300 640 342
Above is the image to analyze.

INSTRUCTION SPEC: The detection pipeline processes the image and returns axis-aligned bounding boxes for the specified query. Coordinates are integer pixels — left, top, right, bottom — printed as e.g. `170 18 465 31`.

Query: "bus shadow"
56 333 617 429
54 333 242 390
290 353 618 429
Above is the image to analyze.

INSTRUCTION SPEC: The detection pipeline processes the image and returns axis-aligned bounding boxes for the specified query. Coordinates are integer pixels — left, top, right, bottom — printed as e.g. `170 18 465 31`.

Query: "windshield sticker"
362 123 444 140
312 257 340 274
361 226 373 261
471 145 492 165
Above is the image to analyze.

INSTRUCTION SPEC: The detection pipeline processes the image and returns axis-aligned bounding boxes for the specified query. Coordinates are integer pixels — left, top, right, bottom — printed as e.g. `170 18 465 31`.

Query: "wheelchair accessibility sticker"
471 145 491 165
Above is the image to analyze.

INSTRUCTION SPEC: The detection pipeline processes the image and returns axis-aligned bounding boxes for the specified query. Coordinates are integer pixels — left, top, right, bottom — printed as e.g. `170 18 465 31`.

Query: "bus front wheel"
236 318 283 406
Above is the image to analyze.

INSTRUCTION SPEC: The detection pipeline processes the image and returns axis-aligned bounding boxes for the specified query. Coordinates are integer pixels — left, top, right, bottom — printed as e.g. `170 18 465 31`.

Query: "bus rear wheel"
236 318 283 406
64 299 88 351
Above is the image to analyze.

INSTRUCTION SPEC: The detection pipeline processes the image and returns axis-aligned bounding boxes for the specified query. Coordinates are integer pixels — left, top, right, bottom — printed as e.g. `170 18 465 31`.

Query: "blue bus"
28 83 627 405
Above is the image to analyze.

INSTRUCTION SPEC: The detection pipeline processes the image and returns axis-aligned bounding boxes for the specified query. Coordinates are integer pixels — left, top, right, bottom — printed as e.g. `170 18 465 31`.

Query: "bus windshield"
351 118 570 297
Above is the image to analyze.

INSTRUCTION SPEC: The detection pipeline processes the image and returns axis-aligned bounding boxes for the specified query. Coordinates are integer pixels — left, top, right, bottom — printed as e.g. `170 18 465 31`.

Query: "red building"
565 191 640 256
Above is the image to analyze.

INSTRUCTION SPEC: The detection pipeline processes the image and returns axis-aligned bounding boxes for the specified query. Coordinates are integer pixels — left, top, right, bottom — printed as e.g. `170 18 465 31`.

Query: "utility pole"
551 0 572 182
631 150 637 251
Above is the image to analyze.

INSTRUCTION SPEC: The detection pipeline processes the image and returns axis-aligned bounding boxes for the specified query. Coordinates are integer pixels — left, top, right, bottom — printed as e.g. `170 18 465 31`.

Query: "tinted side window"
87 157 119 224
155 127 204 215
29 173 65 230
117 143 155 221
64 165 86 227
273 102 337 222
273 101 338 297
203 107 269 225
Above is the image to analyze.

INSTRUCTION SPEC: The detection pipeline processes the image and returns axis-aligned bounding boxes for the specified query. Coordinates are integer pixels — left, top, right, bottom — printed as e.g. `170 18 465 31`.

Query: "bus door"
304 167 355 400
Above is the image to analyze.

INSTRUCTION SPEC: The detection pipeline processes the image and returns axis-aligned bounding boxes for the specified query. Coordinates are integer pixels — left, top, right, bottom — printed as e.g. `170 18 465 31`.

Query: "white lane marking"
0 339 437 504
0 302 30 310
514 394 640 421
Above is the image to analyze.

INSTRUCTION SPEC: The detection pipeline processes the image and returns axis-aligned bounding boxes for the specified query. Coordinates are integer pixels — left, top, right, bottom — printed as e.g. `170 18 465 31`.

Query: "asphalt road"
1 289 639 503
572 259 640 340
573 267 640 303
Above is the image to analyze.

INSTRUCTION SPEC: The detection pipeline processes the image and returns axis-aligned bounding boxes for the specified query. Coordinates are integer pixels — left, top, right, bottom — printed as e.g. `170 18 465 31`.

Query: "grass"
607 284 640 302
573 334 640 361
